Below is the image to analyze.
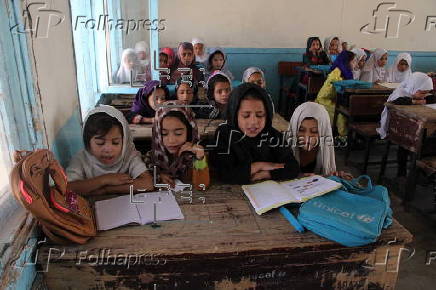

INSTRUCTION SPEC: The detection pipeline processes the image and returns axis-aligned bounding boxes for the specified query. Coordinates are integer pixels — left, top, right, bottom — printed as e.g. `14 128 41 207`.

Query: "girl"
161 47 175 67
135 41 150 67
67 105 154 195
159 51 169 68
210 83 300 184
242 67 275 113
172 77 198 106
387 53 412 83
147 101 210 189
360 48 388 83
315 50 355 137
195 72 232 119
288 102 353 179
206 48 234 81
127 80 170 124
170 42 204 84
324 36 342 63
192 38 209 65
377 72 434 139
303 37 330 65
351 48 367 80
113 49 141 84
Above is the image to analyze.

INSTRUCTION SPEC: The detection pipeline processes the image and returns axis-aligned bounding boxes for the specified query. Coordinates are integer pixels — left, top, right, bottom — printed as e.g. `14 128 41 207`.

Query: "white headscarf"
135 41 150 66
242 67 266 85
191 37 209 63
360 48 388 82
67 105 147 181
288 102 337 175
387 53 412 83
351 48 367 80
115 48 139 84
377 72 434 139
324 36 342 62
206 48 234 80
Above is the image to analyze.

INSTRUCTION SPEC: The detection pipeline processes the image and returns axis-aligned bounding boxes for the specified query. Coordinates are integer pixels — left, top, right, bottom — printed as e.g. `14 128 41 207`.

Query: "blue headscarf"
330 50 354 80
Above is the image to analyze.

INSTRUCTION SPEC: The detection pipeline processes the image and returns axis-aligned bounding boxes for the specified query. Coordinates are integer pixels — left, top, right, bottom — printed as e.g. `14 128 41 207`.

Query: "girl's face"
397 59 409 72
341 42 348 51
137 51 147 60
148 88 166 110
162 116 187 155
177 83 194 105
309 40 321 52
124 56 136 70
358 57 366 69
159 53 169 68
194 43 204 56
237 99 266 138
329 38 340 54
179 48 194 66
213 81 231 105
412 90 431 99
377 53 388 67
297 118 319 152
248 73 265 88
89 126 123 165
211 53 224 70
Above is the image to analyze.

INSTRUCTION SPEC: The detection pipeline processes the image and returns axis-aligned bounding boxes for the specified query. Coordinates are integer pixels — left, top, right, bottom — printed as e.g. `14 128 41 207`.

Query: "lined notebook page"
280 176 342 202
242 181 293 214
135 191 184 224
95 195 141 231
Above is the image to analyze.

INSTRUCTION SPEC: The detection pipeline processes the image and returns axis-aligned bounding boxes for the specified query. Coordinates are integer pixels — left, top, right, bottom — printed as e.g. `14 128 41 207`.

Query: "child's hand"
159 173 175 188
330 171 353 180
133 172 155 192
178 142 205 160
251 162 285 174
251 170 271 182
101 173 133 186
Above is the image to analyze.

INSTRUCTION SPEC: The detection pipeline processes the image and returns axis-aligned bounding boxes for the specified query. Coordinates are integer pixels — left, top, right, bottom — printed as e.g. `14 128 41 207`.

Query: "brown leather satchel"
9 149 96 244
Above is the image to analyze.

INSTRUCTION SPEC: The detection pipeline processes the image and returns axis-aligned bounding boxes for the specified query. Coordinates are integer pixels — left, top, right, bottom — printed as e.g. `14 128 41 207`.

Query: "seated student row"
66 83 354 196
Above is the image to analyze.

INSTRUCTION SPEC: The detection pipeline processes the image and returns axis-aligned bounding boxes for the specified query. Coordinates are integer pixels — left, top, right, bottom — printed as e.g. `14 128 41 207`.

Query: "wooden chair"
343 94 389 173
278 61 304 119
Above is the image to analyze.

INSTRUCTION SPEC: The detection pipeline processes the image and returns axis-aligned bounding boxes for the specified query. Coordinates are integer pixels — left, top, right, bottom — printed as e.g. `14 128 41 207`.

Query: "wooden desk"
37 184 412 289
296 66 326 102
380 104 436 202
130 114 290 140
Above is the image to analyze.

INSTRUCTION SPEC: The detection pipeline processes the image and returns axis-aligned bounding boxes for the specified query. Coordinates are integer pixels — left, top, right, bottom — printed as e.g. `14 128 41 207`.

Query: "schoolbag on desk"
297 175 393 247
9 149 96 244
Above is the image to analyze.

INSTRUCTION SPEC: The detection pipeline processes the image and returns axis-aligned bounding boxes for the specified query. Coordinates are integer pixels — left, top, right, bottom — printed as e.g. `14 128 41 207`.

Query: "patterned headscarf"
151 100 199 178
131 80 169 115
161 47 175 66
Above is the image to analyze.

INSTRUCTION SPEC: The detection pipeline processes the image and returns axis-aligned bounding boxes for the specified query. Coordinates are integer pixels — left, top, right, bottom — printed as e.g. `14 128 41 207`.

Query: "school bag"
296 175 393 247
9 149 97 244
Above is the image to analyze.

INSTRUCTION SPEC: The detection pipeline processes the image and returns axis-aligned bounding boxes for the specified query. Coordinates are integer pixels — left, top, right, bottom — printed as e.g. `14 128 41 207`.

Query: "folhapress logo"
360 2 415 39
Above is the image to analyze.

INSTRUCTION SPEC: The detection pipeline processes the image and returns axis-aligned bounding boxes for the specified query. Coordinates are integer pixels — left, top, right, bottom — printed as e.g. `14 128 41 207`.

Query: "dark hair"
159 52 168 61
306 37 322 53
207 74 231 100
207 50 225 71
239 88 268 112
83 113 123 149
162 111 193 142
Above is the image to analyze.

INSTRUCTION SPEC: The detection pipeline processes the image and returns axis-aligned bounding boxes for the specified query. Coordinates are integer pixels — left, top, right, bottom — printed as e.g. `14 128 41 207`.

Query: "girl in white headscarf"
351 48 367 80
386 53 412 83
242 67 275 113
67 105 153 195
192 38 209 65
114 48 141 84
377 72 434 139
324 36 342 63
135 41 150 67
360 48 388 83
288 102 352 179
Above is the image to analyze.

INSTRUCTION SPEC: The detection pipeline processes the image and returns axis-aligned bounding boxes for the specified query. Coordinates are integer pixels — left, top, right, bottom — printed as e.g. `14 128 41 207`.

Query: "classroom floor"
31 142 436 290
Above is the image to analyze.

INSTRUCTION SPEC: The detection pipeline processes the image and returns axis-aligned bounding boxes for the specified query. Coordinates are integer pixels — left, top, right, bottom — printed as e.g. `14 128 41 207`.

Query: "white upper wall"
159 0 436 51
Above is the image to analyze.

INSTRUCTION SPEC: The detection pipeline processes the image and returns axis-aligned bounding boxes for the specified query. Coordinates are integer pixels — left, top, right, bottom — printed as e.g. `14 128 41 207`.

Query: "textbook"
95 191 184 231
242 175 342 215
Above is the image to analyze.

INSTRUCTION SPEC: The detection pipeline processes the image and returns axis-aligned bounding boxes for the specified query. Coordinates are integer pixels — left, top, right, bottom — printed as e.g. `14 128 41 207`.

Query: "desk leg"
378 141 391 183
404 152 417 204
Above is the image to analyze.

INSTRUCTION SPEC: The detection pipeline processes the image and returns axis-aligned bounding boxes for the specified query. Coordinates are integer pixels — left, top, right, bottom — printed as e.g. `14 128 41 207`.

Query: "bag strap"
329 175 374 194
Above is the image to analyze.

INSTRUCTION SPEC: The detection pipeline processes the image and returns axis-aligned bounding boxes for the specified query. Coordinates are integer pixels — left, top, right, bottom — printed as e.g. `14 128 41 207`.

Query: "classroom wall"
159 0 436 50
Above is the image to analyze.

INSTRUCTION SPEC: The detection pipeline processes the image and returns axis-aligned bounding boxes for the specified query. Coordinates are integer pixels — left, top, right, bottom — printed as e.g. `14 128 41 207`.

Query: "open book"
242 175 342 215
378 82 401 89
95 191 184 231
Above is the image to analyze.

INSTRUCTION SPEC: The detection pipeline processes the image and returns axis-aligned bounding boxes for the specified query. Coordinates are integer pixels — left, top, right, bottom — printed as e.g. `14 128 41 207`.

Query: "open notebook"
378 82 401 89
242 175 342 215
95 191 184 231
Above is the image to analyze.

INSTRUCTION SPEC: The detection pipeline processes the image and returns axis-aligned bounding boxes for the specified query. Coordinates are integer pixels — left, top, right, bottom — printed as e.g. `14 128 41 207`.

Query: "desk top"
130 114 290 140
343 84 394 95
386 103 436 123
40 184 412 258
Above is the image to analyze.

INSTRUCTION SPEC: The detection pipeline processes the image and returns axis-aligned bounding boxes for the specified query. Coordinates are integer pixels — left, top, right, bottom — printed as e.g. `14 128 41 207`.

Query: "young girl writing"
206 48 234 80
303 37 330 65
210 83 300 184
315 50 355 136
386 53 412 83
170 42 204 84
127 80 170 124
67 105 154 195
360 48 388 83
146 101 210 189
288 102 353 179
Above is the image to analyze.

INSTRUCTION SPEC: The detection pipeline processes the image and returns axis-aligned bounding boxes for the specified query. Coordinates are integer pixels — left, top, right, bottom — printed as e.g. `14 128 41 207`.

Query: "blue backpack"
297 175 393 247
